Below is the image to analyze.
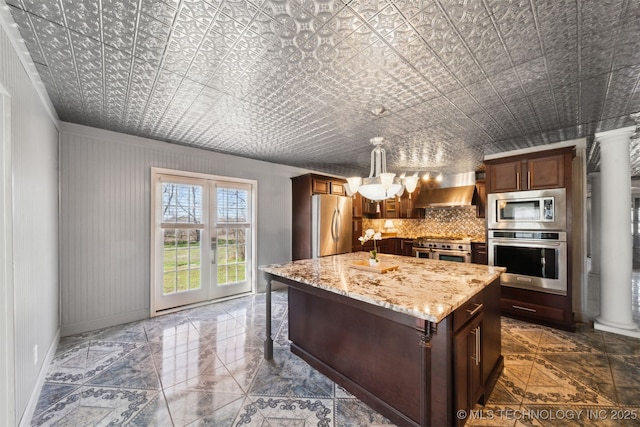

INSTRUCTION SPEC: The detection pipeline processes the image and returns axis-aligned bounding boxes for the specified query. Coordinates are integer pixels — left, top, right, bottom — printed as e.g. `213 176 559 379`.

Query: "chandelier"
346 136 404 201
345 107 419 201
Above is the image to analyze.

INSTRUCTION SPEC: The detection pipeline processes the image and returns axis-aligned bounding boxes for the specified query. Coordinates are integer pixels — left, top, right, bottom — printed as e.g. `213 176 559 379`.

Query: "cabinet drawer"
500 298 565 322
453 293 484 331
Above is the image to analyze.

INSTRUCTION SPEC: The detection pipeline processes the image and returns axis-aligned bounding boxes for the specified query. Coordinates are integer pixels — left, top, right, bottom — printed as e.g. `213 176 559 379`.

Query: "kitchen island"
261 252 505 427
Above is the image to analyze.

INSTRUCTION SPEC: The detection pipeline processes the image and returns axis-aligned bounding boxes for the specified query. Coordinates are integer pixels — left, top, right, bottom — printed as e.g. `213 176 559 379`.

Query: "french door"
152 169 254 314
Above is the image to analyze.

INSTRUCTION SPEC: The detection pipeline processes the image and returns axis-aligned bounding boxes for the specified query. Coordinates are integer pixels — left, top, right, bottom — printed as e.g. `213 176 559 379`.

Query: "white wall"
0 16 60 425
59 123 307 336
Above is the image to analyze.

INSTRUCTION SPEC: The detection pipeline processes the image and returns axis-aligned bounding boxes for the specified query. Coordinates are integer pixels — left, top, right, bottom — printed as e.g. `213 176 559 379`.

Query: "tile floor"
32 289 640 427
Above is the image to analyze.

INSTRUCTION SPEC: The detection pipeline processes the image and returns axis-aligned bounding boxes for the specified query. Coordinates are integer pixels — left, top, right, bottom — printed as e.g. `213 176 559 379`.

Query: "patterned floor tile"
31 289 640 427
163 388 245 426
334 398 395 426
609 355 640 407
249 349 334 398
466 404 520 426
85 344 161 390
522 356 616 406
539 353 617 403
31 387 159 426
236 396 334 426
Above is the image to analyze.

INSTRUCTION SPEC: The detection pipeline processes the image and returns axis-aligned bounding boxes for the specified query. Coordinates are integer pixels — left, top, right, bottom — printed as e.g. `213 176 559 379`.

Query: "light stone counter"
261 252 504 324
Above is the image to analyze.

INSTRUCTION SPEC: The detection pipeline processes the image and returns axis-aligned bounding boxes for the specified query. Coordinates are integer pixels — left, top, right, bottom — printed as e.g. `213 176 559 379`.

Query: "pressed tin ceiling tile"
6 0 640 176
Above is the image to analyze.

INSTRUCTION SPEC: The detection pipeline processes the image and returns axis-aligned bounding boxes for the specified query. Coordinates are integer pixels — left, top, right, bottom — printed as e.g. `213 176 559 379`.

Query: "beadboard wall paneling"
0 22 60 424
60 122 307 336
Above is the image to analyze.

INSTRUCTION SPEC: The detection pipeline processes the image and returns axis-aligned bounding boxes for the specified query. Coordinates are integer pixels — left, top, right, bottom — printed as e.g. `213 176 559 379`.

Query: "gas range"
412 236 472 252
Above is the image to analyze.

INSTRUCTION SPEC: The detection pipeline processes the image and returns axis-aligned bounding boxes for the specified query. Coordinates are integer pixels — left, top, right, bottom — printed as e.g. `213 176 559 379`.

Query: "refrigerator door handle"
331 208 338 242
335 208 341 242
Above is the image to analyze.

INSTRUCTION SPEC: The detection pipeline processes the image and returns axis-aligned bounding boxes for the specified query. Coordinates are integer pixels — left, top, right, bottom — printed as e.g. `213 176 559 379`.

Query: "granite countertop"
260 252 504 323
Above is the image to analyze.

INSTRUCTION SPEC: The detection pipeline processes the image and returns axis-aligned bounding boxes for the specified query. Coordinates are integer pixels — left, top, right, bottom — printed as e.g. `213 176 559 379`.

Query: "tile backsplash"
363 207 486 240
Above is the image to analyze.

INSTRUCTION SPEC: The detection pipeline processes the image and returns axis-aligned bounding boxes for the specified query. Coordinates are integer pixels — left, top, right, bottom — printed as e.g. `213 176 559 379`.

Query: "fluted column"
594 126 640 338
587 172 601 318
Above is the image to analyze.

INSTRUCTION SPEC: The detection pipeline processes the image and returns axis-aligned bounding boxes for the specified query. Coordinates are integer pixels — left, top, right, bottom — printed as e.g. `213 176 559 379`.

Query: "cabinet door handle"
527 171 531 189
516 172 520 190
476 326 481 366
512 304 537 313
466 303 483 317
470 325 481 365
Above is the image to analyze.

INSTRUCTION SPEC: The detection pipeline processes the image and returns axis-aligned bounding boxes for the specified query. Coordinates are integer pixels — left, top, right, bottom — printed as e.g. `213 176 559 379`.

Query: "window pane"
163 228 201 295
217 188 248 223
162 183 203 224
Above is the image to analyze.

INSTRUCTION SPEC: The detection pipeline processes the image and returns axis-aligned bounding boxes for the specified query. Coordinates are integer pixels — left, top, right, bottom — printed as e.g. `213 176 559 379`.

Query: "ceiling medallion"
346 107 418 201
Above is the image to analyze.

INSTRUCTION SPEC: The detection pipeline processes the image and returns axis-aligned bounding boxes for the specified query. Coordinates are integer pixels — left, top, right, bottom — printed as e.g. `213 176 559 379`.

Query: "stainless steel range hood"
414 185 477 208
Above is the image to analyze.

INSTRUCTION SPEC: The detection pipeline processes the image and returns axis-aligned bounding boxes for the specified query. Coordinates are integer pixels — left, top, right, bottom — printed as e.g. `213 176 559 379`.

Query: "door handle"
211 238 217 264
466 303 483 317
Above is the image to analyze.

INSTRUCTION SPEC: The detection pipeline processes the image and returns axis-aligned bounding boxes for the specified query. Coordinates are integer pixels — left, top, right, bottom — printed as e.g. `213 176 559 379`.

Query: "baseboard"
18 328 60 427
60 308 148 337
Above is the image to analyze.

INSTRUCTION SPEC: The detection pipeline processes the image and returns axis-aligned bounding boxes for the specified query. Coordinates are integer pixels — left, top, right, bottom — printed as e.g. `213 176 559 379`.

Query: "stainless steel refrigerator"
311 194 353 257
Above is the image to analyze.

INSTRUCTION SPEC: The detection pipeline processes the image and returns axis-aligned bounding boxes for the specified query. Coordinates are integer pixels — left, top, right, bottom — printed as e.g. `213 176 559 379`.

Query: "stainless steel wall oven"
488 230 567 295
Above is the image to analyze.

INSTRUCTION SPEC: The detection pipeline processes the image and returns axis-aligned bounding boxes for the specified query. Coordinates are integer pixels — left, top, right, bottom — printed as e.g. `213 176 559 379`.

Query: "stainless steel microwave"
487 188 566 230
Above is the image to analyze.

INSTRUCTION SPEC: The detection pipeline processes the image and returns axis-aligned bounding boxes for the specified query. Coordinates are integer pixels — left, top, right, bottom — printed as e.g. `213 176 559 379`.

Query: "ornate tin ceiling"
4 0 640 177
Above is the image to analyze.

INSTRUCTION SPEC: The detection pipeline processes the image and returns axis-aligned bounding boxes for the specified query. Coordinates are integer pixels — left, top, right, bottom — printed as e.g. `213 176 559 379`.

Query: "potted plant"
358 228 382 266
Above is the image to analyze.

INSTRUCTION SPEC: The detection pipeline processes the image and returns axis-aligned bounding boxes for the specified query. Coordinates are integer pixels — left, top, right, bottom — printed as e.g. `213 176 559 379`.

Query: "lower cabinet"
454 313 483 426
453 277 502 426
471 242 487 265
500 286 574 331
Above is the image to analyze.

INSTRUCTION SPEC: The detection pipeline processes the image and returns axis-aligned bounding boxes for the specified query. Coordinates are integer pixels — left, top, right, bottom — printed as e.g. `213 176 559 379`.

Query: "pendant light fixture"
346 107 405 201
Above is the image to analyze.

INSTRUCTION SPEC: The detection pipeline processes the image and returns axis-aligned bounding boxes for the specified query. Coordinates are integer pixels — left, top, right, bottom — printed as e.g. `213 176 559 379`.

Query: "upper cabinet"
485 147 575 194
474 179 486 218
311 175 346 195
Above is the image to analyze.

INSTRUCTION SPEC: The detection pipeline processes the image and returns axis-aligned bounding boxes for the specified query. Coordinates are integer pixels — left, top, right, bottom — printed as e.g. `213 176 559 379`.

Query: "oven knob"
458 245 462 250
445 245 450 249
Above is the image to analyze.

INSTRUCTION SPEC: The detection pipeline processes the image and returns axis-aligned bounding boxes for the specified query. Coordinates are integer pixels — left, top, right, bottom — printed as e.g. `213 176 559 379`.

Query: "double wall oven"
412 237 472 263
487 188 568 295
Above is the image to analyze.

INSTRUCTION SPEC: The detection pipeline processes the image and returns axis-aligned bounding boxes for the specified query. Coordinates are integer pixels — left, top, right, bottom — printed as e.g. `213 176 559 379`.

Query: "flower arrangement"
358 228 382 264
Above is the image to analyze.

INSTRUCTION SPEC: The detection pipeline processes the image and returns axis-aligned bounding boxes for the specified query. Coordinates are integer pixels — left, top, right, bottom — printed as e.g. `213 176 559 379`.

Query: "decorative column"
594 126 640 338
587 172 601 318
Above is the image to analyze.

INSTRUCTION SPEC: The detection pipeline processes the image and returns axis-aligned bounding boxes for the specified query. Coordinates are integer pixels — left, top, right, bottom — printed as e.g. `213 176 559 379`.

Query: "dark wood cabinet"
487 160 521 193
383 198 397 218
485 147 573 194
474 180 486 218
471 242 487 265
454 313 483 426
500 287 574 331
453 279 502 426
363 198 379 216
352 218 363 252
352 192 363 218
527 154 566 190
360 239 390 254
401 239 414 257
311 176 346 195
